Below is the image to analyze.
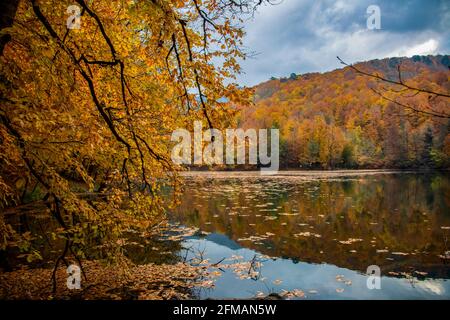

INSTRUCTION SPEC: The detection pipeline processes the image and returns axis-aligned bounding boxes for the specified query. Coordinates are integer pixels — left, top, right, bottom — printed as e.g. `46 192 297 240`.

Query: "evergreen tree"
421 126 434 167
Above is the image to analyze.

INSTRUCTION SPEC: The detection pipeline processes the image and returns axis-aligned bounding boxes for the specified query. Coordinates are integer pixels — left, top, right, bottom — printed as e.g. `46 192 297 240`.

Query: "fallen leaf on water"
391 252 409 256
438 251 450 259
272 279 282 285
339 238 363 245
292 289 305 298
336 275 345 282
294 232 321 238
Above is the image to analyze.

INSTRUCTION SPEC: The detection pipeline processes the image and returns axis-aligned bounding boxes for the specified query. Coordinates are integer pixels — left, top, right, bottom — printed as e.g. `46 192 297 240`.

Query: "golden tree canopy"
0 0 266 263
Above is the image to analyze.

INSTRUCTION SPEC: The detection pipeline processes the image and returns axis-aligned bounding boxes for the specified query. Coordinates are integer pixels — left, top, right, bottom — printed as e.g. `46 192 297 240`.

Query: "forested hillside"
239 55 450 169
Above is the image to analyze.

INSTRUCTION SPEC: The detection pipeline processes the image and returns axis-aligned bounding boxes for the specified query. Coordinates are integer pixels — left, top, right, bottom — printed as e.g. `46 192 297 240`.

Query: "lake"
169 170 450 299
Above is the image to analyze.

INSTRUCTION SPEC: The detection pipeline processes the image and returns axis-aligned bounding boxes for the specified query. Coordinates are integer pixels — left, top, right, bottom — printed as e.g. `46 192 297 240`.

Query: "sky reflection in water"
170 171 450 299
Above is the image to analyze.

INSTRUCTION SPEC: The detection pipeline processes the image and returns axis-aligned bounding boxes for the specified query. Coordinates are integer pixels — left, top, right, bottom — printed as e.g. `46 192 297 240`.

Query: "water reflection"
171 171 450 299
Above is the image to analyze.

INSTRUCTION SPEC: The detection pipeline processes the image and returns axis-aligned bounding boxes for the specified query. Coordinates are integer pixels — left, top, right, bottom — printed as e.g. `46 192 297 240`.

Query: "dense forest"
0 0 267 297
238 55 450 169
0 0 449 302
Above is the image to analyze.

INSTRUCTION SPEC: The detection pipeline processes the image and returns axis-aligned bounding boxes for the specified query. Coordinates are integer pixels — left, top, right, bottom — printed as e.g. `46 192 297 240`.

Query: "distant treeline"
238 55 450 169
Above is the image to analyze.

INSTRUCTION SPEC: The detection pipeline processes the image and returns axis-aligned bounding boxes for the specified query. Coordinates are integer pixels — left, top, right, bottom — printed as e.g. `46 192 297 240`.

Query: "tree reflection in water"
171 172 450 280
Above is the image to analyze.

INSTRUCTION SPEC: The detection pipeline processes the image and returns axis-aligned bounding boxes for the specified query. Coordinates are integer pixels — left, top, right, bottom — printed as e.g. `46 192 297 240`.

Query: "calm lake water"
169 170 450 299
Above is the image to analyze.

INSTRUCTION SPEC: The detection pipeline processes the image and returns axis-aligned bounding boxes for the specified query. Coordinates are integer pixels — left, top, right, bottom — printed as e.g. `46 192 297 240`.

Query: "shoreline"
179 169 448 179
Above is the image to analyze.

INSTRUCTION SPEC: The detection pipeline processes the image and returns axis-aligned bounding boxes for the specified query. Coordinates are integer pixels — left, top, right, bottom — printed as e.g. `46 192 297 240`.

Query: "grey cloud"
237 0 450 86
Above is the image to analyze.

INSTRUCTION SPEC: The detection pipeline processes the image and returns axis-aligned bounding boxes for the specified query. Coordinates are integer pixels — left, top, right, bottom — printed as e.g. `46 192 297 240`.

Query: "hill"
238 55 450 169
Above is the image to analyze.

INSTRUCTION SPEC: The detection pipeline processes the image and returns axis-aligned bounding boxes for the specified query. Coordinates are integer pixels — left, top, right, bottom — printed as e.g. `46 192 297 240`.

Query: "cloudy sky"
237 0 450 86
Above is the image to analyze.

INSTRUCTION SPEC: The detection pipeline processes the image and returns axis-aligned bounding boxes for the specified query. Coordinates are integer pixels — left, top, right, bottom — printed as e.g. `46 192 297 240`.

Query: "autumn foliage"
0 0 256 271
0 0 449 299
240 55 450 169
